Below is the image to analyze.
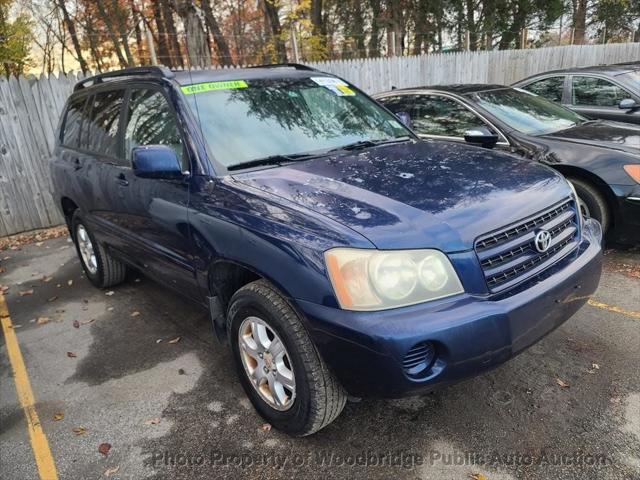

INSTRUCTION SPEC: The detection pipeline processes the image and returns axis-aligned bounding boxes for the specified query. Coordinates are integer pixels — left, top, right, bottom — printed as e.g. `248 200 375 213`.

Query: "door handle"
116 173 129 187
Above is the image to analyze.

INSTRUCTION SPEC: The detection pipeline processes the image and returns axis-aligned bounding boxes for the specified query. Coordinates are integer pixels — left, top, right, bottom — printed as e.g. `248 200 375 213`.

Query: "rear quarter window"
61 96 86 148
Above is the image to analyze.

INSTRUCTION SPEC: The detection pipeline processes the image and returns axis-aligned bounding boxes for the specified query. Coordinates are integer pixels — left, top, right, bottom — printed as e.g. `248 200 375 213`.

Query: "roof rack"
74 66 175 91
249 63 317 72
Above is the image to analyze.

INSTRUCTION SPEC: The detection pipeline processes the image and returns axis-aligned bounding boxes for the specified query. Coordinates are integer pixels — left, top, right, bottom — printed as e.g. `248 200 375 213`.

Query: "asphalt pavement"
0 235 638 480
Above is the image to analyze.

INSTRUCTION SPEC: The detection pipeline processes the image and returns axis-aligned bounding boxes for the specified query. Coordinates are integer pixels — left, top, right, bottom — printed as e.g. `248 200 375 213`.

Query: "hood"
542 120 640 155
231 140 570 251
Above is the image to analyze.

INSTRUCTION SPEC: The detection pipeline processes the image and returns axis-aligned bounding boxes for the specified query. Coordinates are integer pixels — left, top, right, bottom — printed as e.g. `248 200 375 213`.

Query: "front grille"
475 199 579 293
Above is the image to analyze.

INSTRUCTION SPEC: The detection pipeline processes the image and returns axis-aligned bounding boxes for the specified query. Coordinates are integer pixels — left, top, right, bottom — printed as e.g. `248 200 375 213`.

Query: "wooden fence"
0 42 638 236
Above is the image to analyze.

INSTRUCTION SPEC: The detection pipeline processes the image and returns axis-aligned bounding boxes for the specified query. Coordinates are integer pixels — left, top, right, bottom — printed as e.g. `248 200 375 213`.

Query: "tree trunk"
201 0 233 66
389 0 404 55
571 0 587 44
262 0 287 62
84 17 105 72
174 1 211 67
352 0 366 58
94 1 129 67
111 0 135 65
129 0 145 64
161 0 184 68
152 1 173 66
56 0 89 73
368 0 382 57
465 0 478 51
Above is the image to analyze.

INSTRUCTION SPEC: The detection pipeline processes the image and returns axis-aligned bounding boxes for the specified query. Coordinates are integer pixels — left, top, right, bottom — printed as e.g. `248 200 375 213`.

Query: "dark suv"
514 63 640 124
51 65 603 436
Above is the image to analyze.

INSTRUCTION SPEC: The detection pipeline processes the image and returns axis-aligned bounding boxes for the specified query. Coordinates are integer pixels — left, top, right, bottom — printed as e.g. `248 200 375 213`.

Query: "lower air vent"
402 341 435 377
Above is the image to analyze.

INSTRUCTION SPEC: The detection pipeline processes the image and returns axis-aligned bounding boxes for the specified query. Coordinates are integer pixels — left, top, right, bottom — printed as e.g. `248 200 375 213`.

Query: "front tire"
71 212 126 288
228 280 346 436
568 178 610 233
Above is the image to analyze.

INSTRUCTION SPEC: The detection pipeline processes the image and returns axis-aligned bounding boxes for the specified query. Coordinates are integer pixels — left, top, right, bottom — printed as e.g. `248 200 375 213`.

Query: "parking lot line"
0 294 59 480
588 298 640 320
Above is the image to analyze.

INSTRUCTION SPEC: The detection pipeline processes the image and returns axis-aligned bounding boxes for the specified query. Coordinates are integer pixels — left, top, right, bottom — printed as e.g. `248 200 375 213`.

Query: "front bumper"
296 219 603 398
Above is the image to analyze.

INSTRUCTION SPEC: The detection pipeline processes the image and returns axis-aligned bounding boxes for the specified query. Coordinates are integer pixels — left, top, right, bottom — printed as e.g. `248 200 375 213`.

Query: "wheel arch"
551 165 618 223
60 196 79 230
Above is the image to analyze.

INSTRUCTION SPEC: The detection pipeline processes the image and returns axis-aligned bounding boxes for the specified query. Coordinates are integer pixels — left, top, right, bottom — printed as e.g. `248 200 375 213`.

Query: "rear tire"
568 178 610 233
71 212 126 288
228 279 346 436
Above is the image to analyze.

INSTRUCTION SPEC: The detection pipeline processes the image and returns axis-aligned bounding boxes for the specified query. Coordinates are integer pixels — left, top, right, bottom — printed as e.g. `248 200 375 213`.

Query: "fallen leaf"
81 319 95 325
592 363 600 370
98 443 112 456
72 426 87 435
168 336 181 344
130 311 141 318
73 320 80 329
144 417 161 425
42 276 53 283
261 423 272 432
19 289 34 296
556 378 570 388
35 242 44 246
67 351 77 358
67 280 73 286
104 466 119 477
53 412 64 421
48 296 58 302
470 474 488 480
36 316 50 325
105 291 115 296
106 307 114 312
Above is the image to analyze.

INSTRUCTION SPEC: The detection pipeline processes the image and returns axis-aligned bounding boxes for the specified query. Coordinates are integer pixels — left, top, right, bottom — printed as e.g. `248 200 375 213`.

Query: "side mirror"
132 145 183 179
463 126 499 148
619 98 638 110
395 111 412 128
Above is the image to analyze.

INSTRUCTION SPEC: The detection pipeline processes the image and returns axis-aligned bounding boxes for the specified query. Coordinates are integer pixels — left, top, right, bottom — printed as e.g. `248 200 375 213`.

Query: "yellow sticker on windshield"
336 84 355 96
181 80 248 95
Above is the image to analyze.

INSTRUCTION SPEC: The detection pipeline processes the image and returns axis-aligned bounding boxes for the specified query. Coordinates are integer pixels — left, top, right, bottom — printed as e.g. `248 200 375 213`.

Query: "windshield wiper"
227 153 317 171
327 136 413 153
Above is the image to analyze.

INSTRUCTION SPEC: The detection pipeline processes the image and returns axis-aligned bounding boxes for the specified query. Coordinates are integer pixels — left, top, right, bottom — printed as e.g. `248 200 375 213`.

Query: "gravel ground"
0 236 638 480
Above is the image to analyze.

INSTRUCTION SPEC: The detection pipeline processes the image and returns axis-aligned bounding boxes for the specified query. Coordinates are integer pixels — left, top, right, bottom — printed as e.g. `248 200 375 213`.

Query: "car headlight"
567 180 584 231
325 248 464 311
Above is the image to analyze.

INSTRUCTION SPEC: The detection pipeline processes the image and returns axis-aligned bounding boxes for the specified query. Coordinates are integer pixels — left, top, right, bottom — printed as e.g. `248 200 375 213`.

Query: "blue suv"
51 65 603 436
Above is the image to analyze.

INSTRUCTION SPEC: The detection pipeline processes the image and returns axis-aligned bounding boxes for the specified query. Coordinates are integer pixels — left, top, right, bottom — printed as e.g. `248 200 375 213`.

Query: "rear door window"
411 95 488 137
523 76 565 103
84 89 125 160
572 76 630 107
124 88 185 169
61 96 87 148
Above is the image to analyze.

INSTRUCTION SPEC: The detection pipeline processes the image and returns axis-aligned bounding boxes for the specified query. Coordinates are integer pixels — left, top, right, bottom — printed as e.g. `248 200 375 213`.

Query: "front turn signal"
623 164 640 183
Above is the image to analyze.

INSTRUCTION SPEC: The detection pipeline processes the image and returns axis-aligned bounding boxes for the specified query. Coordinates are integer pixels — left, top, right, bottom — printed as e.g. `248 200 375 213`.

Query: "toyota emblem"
534 230 552 253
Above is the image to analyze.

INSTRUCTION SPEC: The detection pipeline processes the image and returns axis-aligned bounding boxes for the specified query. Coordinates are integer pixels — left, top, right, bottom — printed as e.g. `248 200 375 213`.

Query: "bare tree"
55 0 89 72
201 0 232 66
174 0 211 67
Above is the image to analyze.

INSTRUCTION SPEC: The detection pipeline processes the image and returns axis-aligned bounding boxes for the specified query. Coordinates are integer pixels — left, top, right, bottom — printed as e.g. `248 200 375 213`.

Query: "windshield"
182 77 409 169
472 88 586 135
619 70 640 87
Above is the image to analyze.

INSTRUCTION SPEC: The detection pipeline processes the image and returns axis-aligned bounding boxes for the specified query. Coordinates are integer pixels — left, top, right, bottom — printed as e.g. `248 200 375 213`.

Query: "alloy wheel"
238 316 296 411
